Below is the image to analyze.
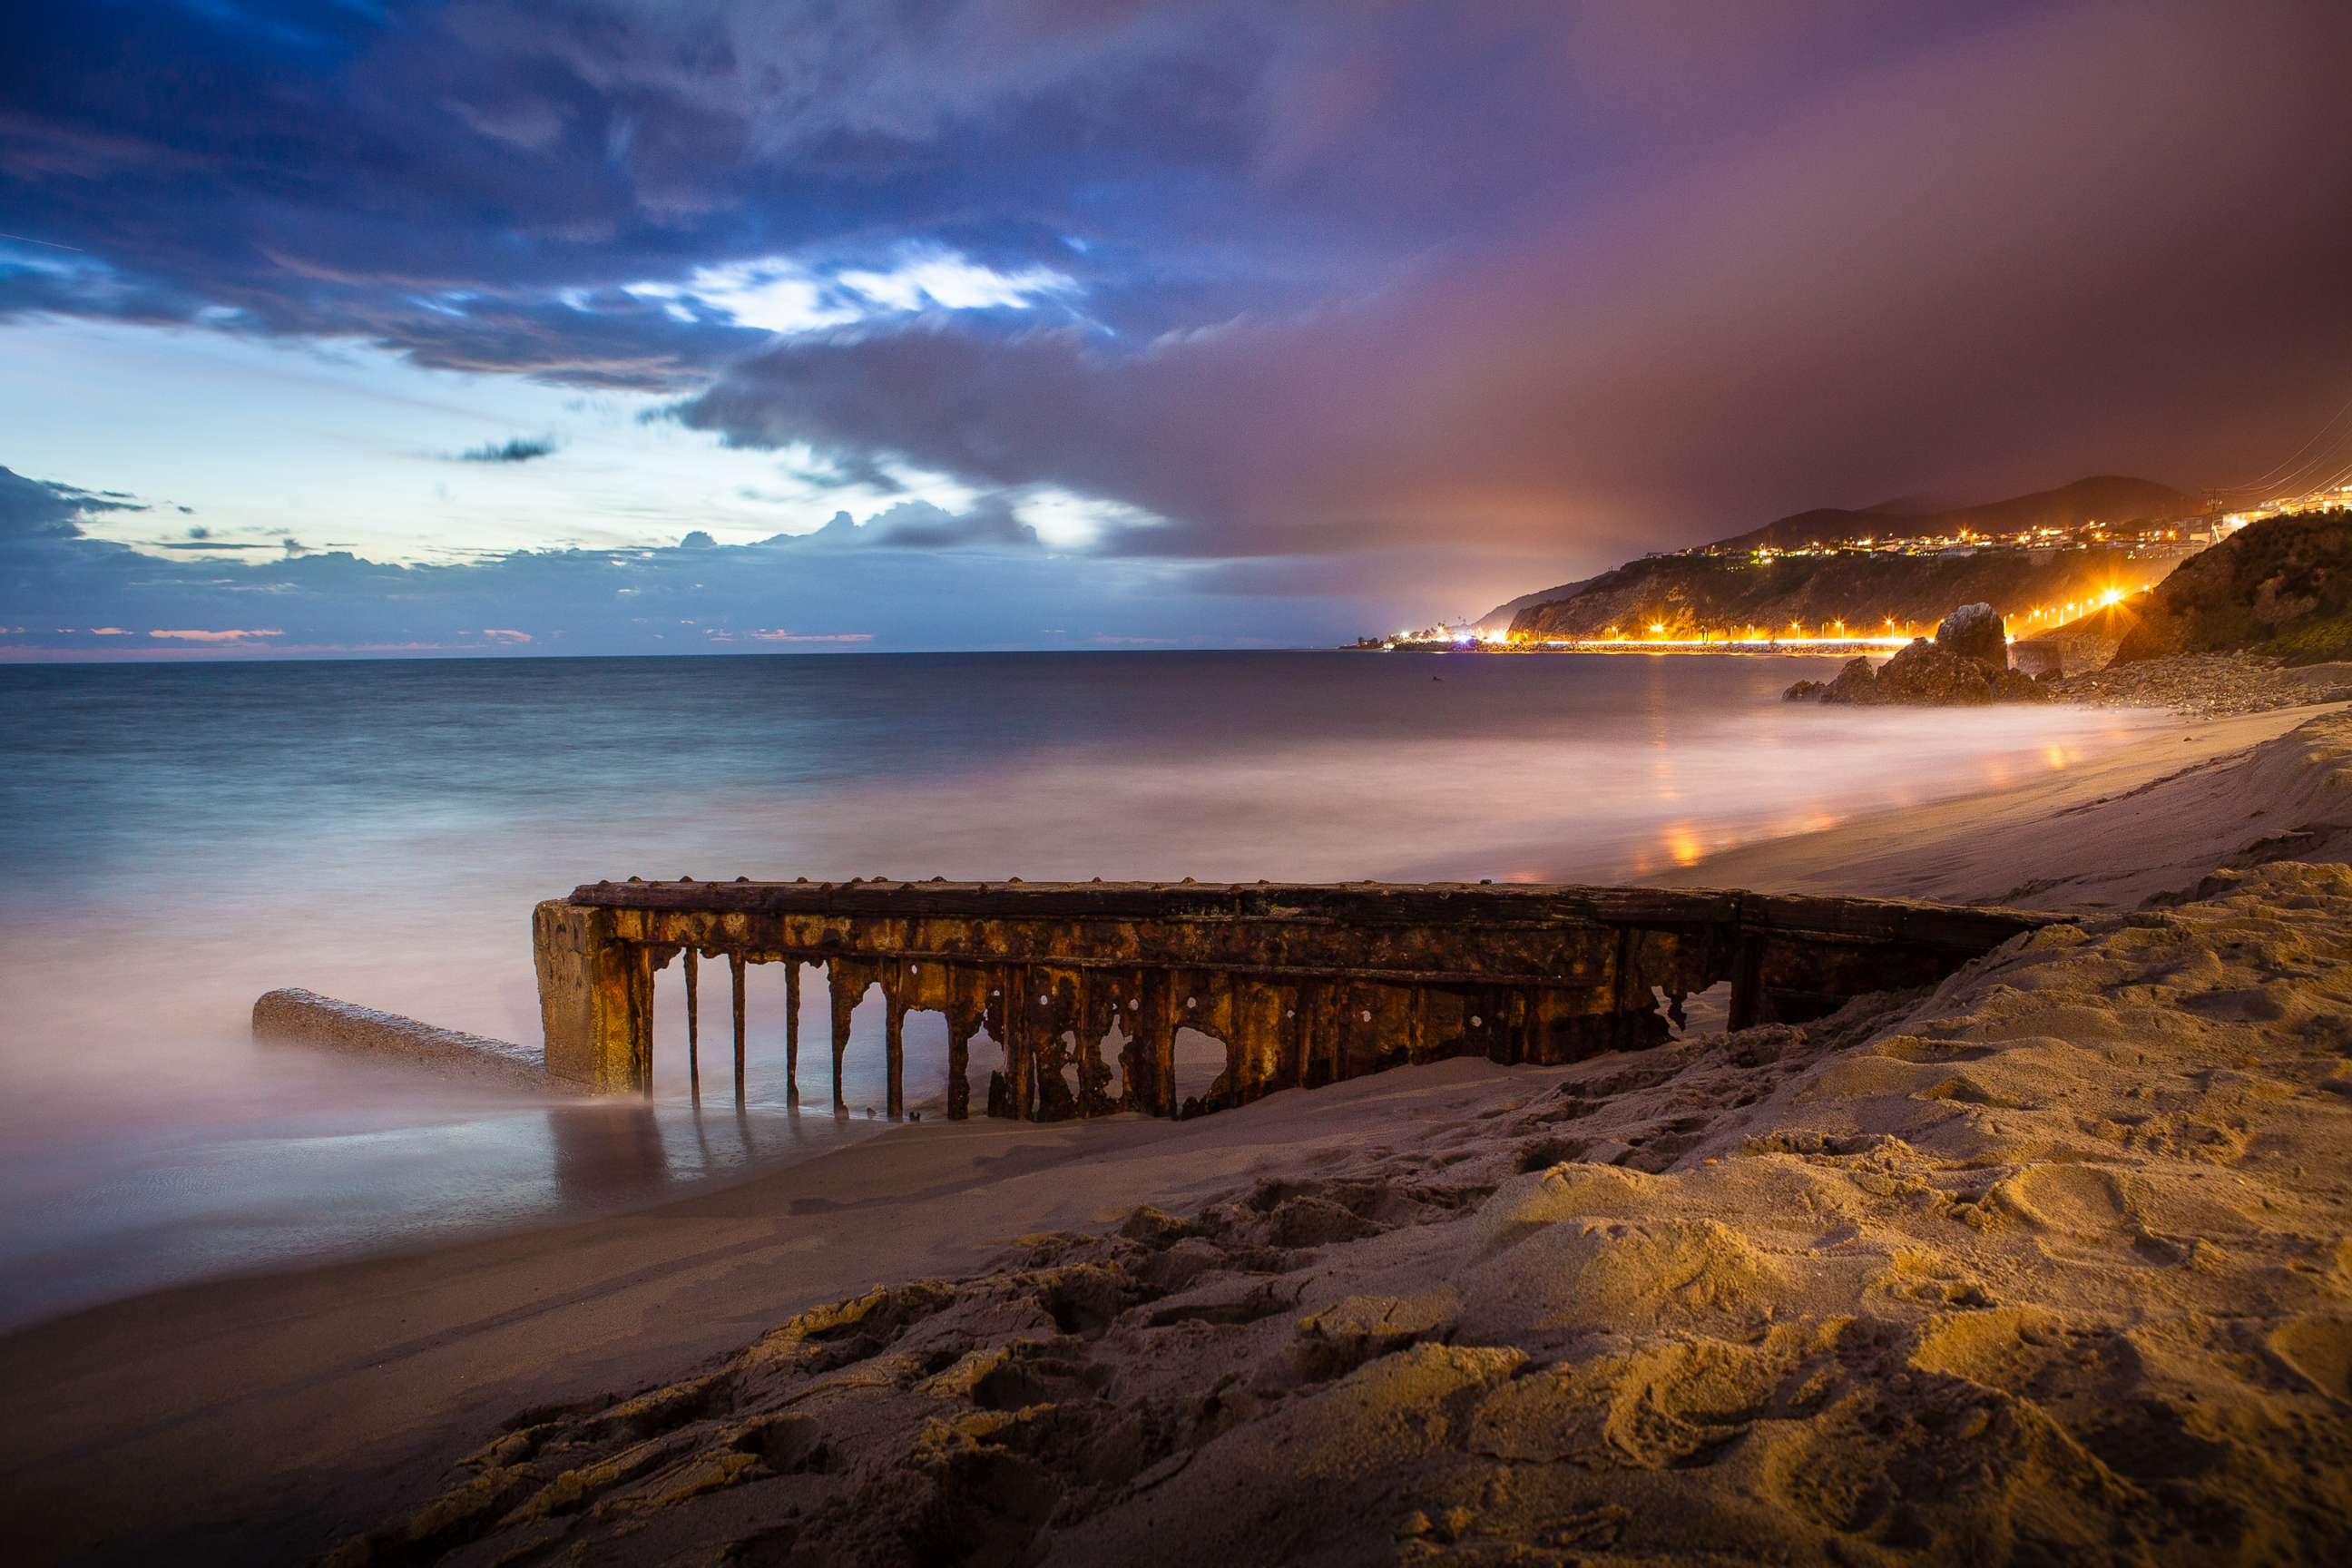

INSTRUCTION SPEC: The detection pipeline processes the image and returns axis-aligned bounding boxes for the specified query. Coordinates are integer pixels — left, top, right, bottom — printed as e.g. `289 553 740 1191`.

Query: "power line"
2229 389 2352 494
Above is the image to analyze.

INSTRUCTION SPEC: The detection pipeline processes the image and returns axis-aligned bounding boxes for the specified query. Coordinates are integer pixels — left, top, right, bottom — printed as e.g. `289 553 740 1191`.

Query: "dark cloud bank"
4 0 2349 653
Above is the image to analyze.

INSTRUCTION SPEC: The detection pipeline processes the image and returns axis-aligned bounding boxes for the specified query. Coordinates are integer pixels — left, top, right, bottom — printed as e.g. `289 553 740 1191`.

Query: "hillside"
1474 574 1594 632
2110 510 2352 665
1715 475 2188 553
1509 543 2155 642
1495 476 2193 639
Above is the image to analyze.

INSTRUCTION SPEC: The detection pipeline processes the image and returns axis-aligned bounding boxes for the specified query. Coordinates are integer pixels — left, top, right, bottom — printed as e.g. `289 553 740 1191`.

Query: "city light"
1366 524 2215 655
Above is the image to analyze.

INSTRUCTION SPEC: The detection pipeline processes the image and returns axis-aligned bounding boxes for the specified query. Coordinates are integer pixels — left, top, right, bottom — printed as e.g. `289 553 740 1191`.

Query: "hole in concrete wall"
653 955 777 1101
1099 1021 1130 1103
840 983 887 1112
1172 1026 1225 1105
1661 980 1732 1039
969 1024 1002 1110
769 961 809 1101
897 1009 952 1119
651 954 694 1096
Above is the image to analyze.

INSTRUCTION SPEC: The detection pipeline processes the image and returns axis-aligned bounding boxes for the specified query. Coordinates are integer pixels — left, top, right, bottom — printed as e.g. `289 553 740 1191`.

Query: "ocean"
0 651 2166 1324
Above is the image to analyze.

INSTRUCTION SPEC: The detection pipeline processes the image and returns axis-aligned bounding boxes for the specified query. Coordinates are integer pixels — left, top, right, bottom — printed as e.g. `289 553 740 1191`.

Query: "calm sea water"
0 652 2164 1324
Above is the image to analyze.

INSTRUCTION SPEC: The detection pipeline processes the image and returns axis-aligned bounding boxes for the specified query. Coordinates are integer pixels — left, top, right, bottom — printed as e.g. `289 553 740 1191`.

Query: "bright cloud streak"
1016 488 1166 550
835 251 1076 314
627 246 1078 337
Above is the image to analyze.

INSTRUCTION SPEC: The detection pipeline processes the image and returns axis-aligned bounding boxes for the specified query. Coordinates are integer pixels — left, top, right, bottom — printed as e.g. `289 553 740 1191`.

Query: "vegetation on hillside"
2111 510 2352 666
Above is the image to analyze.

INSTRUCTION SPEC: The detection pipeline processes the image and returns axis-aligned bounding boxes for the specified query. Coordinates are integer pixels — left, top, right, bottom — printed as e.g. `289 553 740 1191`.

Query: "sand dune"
331 860 2352 1565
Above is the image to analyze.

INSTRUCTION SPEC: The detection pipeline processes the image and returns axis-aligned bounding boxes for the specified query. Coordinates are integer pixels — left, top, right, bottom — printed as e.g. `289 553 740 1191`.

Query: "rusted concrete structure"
534 878 2063 1118
254 987 546 1092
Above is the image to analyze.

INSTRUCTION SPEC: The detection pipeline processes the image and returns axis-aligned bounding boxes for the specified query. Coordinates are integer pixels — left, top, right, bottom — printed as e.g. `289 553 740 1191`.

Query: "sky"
4 0 2349 658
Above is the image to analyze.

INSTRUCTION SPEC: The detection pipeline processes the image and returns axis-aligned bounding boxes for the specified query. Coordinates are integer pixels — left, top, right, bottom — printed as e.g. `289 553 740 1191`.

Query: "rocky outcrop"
1934 602 2006 665
1825 655 1887 704
1989 666 2051 702
1785 604 2048 706
1876 639 1994 704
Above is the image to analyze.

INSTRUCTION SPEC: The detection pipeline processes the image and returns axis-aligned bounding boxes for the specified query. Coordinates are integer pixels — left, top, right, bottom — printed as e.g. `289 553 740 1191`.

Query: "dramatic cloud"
3 0 2349 648
0 465 141 541
671 0 2352 564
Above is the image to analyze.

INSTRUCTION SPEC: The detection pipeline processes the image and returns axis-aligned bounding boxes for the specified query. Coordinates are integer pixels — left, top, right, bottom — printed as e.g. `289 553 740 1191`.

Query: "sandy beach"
5 698 2350 1565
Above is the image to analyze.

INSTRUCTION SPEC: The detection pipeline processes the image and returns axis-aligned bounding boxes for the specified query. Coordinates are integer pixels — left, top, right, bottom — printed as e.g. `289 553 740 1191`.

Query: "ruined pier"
533 878 2061 1118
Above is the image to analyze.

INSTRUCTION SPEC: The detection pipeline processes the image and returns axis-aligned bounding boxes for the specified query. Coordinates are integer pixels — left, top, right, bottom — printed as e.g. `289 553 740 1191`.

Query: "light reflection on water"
0 652 2166 1325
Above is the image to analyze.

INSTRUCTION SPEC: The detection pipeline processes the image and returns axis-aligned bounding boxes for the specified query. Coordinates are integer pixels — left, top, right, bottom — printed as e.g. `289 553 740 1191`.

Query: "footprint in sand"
2268 1318 2352 1405
1984 1162 2133 1234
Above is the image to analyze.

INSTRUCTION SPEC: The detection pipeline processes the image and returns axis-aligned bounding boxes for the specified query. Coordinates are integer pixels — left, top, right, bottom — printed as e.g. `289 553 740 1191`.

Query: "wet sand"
1667 701 2352 909
3 701 2347 1564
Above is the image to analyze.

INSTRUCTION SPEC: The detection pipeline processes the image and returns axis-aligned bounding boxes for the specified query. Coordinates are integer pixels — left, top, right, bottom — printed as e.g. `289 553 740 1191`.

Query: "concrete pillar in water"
533 900 644 1093
784 961 801 1101
1146 973 1181 1118
884 975 906 1122
828 962 857 1111
683 947 701 1096
730 952 747 1104
1002 969 1030 1121
946 1023 972 1120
